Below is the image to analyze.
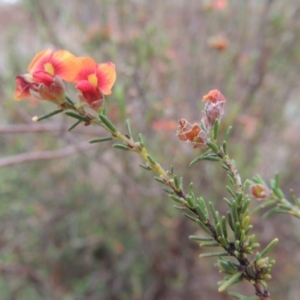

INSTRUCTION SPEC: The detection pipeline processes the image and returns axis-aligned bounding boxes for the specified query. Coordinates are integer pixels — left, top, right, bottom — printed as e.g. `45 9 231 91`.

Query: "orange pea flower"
14 49 79 104
75 57 116 111
177 119 207 148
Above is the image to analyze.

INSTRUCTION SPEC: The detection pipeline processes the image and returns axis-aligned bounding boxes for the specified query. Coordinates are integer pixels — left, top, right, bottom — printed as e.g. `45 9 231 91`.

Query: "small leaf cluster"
249 174 300 220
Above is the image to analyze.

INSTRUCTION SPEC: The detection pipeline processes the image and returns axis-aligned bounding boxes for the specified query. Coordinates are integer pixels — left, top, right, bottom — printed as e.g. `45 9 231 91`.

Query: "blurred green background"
0 0 300 299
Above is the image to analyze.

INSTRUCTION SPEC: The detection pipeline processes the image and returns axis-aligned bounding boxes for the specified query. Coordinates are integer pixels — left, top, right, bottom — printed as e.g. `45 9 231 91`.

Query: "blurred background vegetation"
0 0 300 299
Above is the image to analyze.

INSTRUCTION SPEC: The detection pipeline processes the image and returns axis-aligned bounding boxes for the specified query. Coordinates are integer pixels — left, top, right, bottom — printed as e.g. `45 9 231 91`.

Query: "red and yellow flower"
14 49 79 104
74 57 116 111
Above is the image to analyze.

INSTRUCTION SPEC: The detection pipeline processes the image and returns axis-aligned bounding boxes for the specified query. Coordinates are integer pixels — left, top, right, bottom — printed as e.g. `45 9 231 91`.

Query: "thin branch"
0 142 93 168
0 123 100 134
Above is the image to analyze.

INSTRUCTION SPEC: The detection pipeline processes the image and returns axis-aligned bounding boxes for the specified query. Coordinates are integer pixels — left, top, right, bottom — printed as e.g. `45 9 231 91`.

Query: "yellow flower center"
88 74 98 87
44 62 55 76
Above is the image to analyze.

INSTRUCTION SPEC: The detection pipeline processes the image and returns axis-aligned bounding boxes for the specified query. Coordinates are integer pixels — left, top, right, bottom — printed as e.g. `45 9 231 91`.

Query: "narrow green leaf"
228 292 257 300
250 199 277 215
189 152 212 166
68 120 82 131
260 238 279 257
169 194 184 204
183 213 198 223
222 163 230 171
196 197 209 220
253 174 266 185
147 154 156 165
195 204 208 222
173 175 180 189
221 140 227 154
277 203 292 211
224 126 233 142
89 137 113 143
231 200 239 223
155 176 166 185
262 207 285 218
273 187 284 199
170 165 174 174
195 219 212 235
65 112 90 122
99 114 117 132
200 251 229 258
173 205 186 210
245 225 253 235
112 144 130 151
234 222 241 240
221 216 228 239
200 241 219 247
209 201 219 225
218 272 242 292
189 235 213 241
240 230 246 243
241 198 251 214
138 133 144 148
227 174 235 186
218 236 229 248
125 119 132 137
226 186 236 198
213 119 219 140
241 216 250 229
33 109 63 122
65 95 75 105
186 195 195 208
251 243 260 249
216 223 223 237
223 198 232 207
236 193 243 206
207 141 219 153
139 164 152 171
162 187 173 194
203 156 220 162
227 212 234 231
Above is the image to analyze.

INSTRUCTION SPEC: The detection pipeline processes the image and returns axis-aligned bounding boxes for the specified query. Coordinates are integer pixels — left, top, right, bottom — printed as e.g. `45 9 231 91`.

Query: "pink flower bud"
202 89 226 129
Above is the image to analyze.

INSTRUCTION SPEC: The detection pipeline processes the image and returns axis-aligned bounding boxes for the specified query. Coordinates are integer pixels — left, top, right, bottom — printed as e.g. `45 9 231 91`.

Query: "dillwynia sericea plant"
14 49 300 300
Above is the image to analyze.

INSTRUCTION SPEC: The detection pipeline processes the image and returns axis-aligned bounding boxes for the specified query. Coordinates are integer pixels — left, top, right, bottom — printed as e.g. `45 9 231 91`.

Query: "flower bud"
250 184 270 201
202 89 226 129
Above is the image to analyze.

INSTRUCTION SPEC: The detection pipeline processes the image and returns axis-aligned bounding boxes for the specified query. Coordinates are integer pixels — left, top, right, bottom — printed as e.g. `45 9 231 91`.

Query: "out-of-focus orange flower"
202 0 227 11
202 89 226 104
75 57 116 111
177 119 207 148
152 119 177 132
14 49 79 104
250 184 270 201
208 35 229 52
202 89 226 129
213 0 227 10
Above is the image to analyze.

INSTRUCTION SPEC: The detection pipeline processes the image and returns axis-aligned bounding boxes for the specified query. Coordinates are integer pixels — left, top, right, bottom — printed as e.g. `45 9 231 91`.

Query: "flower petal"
96 62 116 95
74 57 98 82
28 49 80 82
52 50 80 82
202 89 226 103
76 80 103 106
27 49 53 73
14 74 34 100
